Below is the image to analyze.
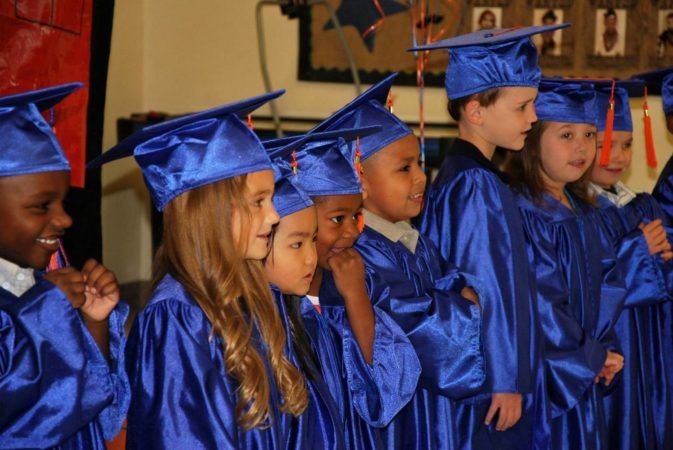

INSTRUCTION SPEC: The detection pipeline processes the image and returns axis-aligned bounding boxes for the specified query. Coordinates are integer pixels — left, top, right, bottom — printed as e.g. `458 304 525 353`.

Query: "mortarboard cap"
534 78 597 125
408 24 571 100
87 90 284 211
632 67 673 115
592 80 644 132
270 158 314 218
308 73 413 161
0 82 83 177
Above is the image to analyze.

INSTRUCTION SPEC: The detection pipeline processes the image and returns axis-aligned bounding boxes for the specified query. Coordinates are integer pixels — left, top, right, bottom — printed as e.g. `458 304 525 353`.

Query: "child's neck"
458 123 496 161
544 179 574 210
308 267 323 296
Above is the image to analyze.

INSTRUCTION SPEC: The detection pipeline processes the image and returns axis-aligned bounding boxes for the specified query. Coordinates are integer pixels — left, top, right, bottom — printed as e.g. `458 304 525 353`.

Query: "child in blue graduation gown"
587 80 673 450
90 92 311 449
269 128 421 450
411 25 569 449
306 73 486 449
503 79 626 450
635 67 673 223
0 84 129 449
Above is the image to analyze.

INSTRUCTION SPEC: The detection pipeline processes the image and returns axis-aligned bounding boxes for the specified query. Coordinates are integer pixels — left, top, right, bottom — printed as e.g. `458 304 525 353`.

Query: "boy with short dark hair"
0 84 128 449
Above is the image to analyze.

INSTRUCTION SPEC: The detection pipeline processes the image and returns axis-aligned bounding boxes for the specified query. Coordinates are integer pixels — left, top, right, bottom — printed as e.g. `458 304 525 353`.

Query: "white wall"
102 1 673 282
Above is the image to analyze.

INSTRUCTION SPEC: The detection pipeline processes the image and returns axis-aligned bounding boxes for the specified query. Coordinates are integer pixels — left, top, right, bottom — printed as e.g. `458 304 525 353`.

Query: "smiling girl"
504 79 626 450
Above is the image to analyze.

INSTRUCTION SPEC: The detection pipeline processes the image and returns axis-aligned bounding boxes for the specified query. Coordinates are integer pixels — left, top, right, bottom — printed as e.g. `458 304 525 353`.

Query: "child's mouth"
604 167 624 174
409 192 424 203
568 159 586 169
36 236 60 251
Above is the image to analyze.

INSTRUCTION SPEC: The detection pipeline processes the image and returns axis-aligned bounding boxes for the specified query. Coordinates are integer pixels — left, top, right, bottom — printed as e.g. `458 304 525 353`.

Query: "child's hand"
595 351 624 386
79 259 120 324
44 267 86 309
485 393 522 431
327 249 367 300
461 286 480 308
639 220 672 257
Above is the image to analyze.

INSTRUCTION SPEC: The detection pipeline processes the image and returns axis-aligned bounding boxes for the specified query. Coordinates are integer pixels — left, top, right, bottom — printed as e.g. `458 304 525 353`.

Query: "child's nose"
53 209 73 231
267 205 280 226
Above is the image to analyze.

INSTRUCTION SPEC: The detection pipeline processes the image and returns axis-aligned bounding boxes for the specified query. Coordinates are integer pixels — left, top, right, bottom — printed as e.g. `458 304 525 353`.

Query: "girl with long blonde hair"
89 92 308 449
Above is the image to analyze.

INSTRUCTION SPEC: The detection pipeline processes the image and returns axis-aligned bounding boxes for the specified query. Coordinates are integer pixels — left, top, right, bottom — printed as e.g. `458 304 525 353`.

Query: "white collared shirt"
0 257 36 297
590 181 637 207
363 210 420 253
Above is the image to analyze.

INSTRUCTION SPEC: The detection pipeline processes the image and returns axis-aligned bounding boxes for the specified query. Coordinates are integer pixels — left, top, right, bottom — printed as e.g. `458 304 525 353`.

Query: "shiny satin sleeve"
319 271 421 428
420 169 531 394
356 237 484 399
519 210 607 417
125 298 240 450
0 280 129 448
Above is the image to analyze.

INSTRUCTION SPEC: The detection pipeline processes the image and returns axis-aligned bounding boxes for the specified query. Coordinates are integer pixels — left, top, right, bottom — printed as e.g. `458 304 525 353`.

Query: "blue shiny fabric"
408 25 569 99
287 138 362 197
594 194 673 450
653 155 673 225
632 66 673 114
355 226 490 448
0 83 81 176
126 274 293 449
515 192 626 450
419 139 541 449
316 269 421 448
0 275 129 449
271 287 345 450
535 79 597 124
87 91 283 211
595 86 634 132
271 159 314 218
307 73 412 161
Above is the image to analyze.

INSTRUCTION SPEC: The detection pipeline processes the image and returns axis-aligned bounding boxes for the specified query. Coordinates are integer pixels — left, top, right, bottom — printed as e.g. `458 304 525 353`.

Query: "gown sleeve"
420 169 532 394
0 280 129 448
319 270 421 428
519 209 608 417
356 234 484 399
125 298 239 450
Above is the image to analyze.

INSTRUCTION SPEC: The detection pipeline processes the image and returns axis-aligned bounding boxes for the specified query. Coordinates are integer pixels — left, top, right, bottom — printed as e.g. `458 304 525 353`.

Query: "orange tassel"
358 212 365 233
291 150 298 175
387 90 394 113
599 80 616 167
355 136 363 179
247 114 254 129
643 87 657 168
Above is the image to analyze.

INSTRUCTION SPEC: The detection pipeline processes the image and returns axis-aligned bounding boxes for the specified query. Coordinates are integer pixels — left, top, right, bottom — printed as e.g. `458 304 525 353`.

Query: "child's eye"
400 165 411 172
331 216 344 224
519 103 528 111
585 131 596 138
561 132 573 139
253 197 265 207
624 141 633 149
290 242 302 249
31 203 50 213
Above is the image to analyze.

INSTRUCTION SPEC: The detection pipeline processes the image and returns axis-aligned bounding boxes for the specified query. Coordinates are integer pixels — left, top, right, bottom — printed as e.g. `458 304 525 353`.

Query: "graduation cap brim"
87 89 285 168
264 125 383 160
542 77 644 97
407 23 571 51
308 73 398 133
631 67 673 95
0 82 84 111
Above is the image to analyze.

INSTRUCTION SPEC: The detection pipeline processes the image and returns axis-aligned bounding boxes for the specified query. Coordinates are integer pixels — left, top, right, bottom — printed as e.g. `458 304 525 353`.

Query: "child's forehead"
313 194 362 211
0 171 70 193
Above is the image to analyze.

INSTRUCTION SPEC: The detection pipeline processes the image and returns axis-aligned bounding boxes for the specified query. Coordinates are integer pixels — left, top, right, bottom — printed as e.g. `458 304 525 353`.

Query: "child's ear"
464 99 484 126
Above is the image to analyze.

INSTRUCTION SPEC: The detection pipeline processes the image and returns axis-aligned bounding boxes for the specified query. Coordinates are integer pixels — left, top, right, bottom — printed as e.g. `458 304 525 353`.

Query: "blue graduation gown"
355 225 489 449
316 269 422 449
515 192 626 450
594 193 673 450
419 139 539 449
270 287 345 450
652 154 673 225
0 275 129 449
125 274 293 449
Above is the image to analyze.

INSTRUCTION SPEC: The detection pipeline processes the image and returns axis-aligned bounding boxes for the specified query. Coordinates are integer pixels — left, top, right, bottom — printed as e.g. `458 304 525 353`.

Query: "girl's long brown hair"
504 121 596 206
152 175 308 430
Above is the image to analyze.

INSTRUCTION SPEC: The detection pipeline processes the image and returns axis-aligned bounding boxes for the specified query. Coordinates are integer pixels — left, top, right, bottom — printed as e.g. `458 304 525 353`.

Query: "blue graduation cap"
268 127 379 197
592 80 644 132
270 158 313 218
0 82 83 177
632 67 673 115
87 90 284 211
408 24 571 100
534 78 597 125
307 73 412 161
